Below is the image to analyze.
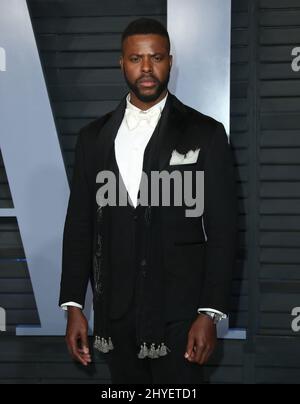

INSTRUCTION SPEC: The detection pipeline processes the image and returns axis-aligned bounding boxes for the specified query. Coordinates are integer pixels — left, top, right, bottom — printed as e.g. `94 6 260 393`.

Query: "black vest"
108 125 159 319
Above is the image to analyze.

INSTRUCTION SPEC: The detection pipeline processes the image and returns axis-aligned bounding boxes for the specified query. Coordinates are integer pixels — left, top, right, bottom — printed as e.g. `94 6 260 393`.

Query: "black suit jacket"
59 92 238 321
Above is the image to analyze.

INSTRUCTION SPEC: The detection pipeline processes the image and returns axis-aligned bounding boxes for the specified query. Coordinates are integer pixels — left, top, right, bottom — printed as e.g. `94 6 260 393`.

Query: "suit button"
140 258 147 267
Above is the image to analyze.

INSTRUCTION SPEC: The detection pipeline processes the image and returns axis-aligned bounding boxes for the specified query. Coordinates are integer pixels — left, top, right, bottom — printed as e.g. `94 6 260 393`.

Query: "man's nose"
141 58 152 73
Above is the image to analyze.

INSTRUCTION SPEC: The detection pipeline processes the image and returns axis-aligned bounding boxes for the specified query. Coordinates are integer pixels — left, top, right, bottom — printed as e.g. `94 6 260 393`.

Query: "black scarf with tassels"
92 93 181 359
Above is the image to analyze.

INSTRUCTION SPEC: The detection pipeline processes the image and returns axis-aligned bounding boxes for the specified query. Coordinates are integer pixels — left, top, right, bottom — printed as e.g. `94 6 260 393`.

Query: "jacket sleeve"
198 122 238 315
59 130 93 308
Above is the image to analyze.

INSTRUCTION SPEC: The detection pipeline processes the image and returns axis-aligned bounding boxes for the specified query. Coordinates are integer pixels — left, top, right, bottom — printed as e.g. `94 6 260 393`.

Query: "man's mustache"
137 76 159 84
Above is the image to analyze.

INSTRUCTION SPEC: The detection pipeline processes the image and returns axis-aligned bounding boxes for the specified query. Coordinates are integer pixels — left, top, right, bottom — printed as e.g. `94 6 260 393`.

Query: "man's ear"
169 54 173 69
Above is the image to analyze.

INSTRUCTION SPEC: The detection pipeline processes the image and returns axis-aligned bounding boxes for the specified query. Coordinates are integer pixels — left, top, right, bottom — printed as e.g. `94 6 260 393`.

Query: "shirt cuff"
61 302 83 311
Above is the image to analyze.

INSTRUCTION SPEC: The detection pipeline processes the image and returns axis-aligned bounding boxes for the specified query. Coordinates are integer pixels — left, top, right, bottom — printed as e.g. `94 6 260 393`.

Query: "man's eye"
130 57 140 62
153 55 162 61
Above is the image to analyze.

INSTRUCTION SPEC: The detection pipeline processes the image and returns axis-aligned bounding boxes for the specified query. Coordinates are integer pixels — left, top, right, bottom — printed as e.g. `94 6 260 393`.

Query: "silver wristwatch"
203 311 223 324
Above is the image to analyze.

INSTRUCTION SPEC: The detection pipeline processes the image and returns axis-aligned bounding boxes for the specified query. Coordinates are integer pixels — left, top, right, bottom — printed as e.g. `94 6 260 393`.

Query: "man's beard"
123 69 170 103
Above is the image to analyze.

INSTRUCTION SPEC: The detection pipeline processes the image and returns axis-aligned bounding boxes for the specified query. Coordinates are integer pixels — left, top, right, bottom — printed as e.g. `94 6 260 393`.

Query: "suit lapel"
157 93 187 171
95 94 127 175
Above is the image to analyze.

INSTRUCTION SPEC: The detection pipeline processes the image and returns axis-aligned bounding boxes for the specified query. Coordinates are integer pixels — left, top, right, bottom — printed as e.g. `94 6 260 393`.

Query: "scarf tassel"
138 342 171 359
94 336 114 353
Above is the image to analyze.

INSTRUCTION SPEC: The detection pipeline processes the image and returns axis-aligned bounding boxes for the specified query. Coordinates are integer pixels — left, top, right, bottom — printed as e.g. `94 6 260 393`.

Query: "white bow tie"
125 107 161 131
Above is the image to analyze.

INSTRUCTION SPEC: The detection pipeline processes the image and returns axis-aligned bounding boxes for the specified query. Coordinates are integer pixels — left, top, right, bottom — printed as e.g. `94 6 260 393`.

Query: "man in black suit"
59 18 238 384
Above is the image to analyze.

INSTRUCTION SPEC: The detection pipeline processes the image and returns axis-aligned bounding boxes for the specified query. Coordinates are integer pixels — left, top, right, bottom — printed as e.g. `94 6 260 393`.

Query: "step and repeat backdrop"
0 0 300 384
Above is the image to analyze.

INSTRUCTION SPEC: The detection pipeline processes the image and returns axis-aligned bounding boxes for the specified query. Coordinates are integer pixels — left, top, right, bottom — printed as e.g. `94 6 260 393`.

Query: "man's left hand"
184 314 217 365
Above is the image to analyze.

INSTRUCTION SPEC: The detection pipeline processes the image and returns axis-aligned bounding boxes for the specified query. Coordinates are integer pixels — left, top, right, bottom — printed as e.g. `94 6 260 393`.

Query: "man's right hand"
65 306 92 366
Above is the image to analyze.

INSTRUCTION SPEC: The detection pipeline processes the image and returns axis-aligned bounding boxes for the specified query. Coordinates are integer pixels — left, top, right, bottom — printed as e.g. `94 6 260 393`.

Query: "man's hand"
184 314 217 365
65 306 92 366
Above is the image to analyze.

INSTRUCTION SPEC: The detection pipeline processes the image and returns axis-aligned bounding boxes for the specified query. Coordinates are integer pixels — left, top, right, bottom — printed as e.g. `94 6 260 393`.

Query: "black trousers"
104 295 204 384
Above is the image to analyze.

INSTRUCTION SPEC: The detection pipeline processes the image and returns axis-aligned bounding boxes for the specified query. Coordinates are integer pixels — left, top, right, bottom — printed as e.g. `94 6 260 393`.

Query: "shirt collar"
125 91 168 114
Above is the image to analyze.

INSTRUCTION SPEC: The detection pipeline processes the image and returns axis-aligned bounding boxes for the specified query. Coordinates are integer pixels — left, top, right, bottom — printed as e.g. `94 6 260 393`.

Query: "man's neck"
129 89 168 111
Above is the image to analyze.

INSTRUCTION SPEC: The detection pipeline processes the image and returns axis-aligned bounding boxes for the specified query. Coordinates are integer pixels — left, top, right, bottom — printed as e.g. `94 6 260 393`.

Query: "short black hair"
121 18 170 53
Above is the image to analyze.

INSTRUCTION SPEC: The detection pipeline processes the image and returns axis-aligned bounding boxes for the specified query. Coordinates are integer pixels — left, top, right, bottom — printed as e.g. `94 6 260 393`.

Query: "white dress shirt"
114 92 168 207
61 92 226 323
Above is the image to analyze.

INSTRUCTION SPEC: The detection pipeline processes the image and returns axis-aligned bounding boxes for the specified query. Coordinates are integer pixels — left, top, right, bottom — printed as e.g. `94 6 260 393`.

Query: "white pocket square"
169 148 200 165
